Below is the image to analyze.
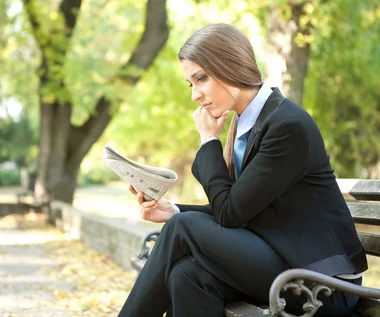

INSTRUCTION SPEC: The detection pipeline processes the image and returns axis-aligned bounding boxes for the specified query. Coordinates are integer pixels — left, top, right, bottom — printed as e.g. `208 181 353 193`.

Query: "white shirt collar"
236 82 273 139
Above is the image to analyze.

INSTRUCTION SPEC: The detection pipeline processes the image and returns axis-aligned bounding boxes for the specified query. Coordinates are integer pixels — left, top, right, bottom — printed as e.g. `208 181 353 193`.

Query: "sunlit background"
1 0 380 315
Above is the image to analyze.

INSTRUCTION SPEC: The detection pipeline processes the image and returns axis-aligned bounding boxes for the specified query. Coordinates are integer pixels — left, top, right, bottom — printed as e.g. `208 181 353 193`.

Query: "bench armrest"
266 268 380 317
131 230 161 274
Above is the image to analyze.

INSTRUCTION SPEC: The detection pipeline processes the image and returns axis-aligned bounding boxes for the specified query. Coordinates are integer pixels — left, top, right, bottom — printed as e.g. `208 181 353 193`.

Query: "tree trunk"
24 0 169 203
265 3 311 106
35 98 112 202
35 102 72 201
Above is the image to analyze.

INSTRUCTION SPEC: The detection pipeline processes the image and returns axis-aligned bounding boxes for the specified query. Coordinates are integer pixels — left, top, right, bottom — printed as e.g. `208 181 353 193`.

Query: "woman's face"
180 59 241 117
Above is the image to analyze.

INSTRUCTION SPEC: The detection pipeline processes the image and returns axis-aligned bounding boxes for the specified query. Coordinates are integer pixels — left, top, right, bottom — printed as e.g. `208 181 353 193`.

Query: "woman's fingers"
129 185 146 205
140 202 158 221
216 109 230 128
141 199 158 209
193 106 228 137
141 208 151 221
128 184 138 196
136 191 145 205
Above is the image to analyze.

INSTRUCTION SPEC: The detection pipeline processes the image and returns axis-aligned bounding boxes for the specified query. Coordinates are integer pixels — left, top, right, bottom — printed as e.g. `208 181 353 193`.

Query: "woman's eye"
186 74 206 87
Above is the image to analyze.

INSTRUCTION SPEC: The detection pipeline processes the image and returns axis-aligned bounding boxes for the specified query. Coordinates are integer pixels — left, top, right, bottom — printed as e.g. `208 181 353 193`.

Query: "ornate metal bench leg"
263 269 335 317
131 230 161 273
137 230 161 259
264 278 333 317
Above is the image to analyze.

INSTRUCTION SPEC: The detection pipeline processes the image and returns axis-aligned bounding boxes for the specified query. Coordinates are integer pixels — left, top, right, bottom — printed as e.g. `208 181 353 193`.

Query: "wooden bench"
16 169 50 217
17 191 49 213
15 191 50 227
131 178 380 316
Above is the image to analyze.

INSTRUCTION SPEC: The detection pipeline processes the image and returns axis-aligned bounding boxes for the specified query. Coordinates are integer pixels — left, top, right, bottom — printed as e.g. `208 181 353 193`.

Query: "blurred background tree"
303 0 380 177
1 0 379 204
1 0 169 202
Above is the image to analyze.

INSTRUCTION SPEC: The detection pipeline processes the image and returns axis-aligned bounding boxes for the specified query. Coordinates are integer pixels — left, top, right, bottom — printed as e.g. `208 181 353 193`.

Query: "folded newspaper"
102 145 178 201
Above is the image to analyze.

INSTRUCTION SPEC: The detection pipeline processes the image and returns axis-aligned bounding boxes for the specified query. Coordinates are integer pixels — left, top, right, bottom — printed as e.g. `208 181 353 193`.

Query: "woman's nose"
191 87 202 102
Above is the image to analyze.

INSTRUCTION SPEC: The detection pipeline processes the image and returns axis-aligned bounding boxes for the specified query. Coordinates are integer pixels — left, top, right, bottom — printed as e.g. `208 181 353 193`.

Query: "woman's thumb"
217 110 230 127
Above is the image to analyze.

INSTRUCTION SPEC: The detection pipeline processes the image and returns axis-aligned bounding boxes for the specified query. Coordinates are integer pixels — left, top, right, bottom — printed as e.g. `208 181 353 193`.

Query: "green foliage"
0 168 21 186
78 153 117 186
1 4 40 110
0 108 37 167
77 167 110 186
2 0 380 201
64 0 145 124
304 0 380 177
0 0 39 167
100 0 263 166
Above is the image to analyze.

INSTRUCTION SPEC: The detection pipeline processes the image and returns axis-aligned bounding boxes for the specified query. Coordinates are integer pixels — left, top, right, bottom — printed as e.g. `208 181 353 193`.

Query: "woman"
118 23 367 317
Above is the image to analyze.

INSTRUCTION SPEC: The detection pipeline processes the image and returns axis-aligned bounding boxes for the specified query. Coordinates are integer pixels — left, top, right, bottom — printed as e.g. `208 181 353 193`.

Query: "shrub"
78 166 114 186
0 168 21 186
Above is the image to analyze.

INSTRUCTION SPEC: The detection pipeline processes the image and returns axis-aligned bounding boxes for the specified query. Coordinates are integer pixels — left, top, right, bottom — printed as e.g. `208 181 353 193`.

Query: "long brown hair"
178 23 263 180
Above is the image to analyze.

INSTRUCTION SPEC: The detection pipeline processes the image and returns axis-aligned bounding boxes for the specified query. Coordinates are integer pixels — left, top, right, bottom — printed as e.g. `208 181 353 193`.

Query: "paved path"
0 217 75 317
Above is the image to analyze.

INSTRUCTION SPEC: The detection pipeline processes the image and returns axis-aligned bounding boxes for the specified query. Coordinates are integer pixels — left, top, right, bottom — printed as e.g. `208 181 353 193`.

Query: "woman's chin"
214 112 226 118
209 110 222 118
210 107 230 118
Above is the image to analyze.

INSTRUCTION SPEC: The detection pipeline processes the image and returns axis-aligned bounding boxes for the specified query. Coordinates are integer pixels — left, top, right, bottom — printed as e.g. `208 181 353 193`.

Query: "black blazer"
177 88 368 277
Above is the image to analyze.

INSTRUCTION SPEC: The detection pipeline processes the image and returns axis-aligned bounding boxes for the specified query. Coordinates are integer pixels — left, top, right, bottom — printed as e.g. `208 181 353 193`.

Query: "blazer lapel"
241 88 286 169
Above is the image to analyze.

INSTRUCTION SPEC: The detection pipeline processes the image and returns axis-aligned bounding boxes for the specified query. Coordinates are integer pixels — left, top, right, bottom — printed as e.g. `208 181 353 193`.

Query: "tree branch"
22 0 49 81
119 0 169 84
22 0 42 45
68 0 169 161
59 0 82 36
23 0 83 83
67 97 112 170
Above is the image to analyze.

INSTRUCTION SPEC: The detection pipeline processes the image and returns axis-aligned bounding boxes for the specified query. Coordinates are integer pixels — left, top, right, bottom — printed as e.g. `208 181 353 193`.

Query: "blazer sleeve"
176 203 213 215
192 119 309 228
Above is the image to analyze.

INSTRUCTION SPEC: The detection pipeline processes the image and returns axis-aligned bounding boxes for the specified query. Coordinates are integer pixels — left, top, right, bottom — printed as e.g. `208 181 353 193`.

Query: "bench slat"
350 180 380 201
358 232 380 257
348 202 380 225
337 179 380 201
224 302 267 317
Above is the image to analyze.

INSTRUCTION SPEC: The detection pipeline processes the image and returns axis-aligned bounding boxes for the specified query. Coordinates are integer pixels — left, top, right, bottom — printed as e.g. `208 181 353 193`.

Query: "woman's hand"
192 107 230 141
128 184 176 223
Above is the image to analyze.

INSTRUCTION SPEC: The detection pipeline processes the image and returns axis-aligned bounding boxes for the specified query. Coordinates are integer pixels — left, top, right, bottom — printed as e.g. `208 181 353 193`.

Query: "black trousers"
118 211 360 317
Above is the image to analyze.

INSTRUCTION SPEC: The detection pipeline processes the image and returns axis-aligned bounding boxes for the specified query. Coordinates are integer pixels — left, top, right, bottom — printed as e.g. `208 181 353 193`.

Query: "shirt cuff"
173 205 180 214
200 135 220 148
